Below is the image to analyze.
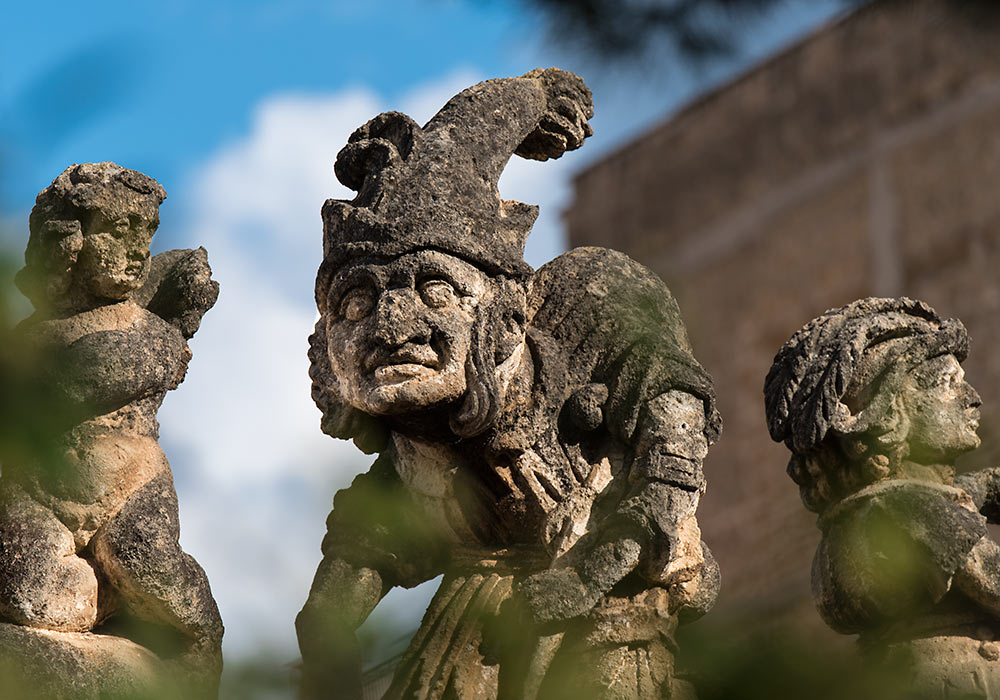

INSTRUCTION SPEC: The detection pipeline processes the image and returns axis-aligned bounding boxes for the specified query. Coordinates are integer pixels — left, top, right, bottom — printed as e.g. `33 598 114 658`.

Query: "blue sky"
2 0 848 677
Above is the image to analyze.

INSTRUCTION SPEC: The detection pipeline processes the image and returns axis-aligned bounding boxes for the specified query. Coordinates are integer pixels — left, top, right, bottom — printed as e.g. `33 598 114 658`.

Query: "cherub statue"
296 69 721 700
0 163 223 698
765 297 1000 697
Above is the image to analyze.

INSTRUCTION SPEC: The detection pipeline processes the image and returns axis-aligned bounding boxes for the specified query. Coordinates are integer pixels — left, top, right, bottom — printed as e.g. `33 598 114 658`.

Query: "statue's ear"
875 394 911 450
492 279 527 365
16 220 84 307
41 220 84 269
334 111 420 192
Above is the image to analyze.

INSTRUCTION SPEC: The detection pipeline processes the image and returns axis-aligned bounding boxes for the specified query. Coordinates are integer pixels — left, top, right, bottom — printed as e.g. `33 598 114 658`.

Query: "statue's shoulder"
525 247 718 445
529 247 693 356
821 478 987 573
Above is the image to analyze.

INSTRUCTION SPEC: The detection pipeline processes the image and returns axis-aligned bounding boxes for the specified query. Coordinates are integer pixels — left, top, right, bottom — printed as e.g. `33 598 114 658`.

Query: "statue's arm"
134 248 219 339
519 390 715 626
296 449 440 696
956 467 1000 522
952 536 1000 618
51 318 189 413
296 556 389 700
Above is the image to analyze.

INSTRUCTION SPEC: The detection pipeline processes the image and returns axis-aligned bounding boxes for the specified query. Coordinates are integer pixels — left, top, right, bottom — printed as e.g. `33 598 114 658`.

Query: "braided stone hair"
764 297 968 513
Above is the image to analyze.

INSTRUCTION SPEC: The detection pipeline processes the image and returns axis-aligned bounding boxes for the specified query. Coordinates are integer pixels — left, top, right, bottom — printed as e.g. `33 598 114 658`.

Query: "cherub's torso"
4 300 187 548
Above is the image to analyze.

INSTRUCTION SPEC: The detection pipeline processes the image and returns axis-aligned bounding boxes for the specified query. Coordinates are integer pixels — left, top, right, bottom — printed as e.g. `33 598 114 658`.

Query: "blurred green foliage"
0 251 79 484
516 0 868 63
517 0 1000 68
679 620 912 700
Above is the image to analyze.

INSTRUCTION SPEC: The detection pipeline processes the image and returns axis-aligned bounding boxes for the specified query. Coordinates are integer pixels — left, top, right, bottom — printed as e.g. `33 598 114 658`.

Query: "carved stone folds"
297 69 721 699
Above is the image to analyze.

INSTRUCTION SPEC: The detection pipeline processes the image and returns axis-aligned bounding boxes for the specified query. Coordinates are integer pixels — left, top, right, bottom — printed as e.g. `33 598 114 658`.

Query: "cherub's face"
901 354 982 464
75 208 155 300
324 250 489 416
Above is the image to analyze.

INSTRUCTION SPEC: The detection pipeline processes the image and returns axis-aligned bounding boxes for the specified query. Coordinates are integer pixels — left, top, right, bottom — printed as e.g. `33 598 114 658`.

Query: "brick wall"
566 0 1000 632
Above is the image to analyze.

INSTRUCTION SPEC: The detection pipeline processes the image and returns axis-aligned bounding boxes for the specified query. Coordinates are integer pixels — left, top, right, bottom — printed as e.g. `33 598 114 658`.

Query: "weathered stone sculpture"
0 163 224 698
296 69 721 700
765 297 1000 697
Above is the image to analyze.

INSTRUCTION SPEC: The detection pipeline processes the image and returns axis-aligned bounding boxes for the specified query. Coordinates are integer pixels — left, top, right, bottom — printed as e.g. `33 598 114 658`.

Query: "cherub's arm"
51 316 189 415
134 248 219 339
956 468 1000 523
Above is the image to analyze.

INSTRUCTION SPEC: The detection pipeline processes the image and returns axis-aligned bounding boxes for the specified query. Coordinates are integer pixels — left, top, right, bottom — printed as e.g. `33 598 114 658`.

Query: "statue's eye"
418 279 457 308
338 287 374 321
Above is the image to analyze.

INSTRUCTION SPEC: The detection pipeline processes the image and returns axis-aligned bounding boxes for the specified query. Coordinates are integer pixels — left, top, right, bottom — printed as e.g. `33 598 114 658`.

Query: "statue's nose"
374 288 430 346
966 383 983 409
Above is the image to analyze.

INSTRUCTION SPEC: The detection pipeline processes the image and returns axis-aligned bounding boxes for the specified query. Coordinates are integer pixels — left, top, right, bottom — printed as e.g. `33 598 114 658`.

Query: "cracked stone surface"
1 163 223 698
297 69 721 700
766 297 1000 698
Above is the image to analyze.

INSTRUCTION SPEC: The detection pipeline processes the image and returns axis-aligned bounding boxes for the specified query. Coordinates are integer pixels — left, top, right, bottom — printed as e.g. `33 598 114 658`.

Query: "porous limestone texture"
0 622 174 699
296 69 721 700
1 163 224 699
766 297 1000 698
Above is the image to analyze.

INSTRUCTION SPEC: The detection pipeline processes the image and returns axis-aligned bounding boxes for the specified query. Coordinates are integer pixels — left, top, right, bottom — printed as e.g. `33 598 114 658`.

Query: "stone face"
297 70 721 699
765 297 1000 697
1 163 224 698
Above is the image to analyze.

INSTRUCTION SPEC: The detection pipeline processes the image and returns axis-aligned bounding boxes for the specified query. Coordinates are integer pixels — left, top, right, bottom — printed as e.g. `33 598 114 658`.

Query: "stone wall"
566 0 1000 629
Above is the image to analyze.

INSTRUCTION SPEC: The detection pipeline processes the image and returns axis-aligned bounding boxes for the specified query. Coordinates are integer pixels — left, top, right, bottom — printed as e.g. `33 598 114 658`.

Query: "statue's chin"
89 274 143 301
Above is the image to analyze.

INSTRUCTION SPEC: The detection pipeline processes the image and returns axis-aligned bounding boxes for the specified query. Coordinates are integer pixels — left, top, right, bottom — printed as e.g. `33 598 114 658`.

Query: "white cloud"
157 68 578 664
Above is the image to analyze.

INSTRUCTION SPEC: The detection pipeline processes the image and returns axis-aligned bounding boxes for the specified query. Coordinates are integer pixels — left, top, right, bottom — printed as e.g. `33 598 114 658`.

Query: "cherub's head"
765 298 980 513
16 162 165 312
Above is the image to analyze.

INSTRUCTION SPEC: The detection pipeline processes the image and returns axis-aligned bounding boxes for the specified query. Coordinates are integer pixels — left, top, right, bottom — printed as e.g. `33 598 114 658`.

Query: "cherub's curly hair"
764 297 968 514
16 163 165 307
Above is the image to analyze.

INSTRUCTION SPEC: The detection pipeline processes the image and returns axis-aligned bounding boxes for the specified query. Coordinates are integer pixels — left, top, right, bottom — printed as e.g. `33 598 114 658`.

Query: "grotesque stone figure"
297 69 721 700
765 297 1000 698
0 163 223 698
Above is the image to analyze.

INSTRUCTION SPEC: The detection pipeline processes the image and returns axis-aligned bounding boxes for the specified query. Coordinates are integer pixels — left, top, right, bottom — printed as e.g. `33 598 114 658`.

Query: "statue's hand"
516 68 594 161
956 467 1000 523
140 248 219 339
669 540 720 623
296 610 364 700
518 567 602 627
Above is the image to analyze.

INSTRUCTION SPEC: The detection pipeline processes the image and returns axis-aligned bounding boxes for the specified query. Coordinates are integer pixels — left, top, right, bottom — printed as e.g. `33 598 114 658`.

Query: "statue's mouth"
373 364 437 382
366 345 441 378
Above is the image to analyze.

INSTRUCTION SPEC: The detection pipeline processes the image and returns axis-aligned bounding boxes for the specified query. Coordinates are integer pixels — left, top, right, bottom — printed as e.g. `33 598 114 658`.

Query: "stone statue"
765 297 1000 697
297 69 721 700
0 163 224 698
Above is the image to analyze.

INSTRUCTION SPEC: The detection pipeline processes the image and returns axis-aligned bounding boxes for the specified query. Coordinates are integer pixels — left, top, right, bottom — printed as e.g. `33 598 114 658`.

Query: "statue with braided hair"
296 69 721 700
765 297 1000 697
